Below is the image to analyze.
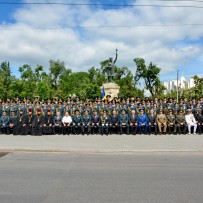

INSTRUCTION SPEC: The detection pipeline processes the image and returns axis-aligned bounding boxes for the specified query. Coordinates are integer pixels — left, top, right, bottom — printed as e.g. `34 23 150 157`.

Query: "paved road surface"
1 134 203 152
0 152 203 203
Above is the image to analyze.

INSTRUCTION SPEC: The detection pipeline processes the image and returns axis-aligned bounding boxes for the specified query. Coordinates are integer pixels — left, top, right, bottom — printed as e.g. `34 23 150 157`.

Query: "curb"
1 148 203 154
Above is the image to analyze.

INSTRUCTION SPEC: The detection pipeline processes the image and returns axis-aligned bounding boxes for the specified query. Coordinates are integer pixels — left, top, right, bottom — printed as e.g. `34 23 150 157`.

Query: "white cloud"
0 0 203 78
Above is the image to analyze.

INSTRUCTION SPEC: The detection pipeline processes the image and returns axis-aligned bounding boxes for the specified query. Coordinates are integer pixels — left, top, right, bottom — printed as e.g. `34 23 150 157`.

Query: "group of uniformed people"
0 96 203 135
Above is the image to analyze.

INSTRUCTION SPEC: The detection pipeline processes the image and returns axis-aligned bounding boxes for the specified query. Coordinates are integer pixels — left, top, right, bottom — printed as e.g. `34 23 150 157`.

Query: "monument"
101 49 120 99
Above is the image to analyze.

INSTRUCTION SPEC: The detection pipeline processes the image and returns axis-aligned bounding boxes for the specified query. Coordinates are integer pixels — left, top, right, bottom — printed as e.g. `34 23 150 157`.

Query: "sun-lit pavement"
0 134 203 153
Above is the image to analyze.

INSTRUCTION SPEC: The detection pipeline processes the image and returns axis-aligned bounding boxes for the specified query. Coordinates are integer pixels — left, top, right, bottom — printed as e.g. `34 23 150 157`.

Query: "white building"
163 76 196 93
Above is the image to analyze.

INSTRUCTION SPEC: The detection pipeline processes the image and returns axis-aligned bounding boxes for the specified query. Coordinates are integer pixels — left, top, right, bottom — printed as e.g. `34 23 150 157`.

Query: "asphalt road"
0 152 203 203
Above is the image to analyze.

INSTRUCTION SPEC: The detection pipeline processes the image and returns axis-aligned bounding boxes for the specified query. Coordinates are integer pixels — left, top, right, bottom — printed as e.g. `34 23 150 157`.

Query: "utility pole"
177 70 179 103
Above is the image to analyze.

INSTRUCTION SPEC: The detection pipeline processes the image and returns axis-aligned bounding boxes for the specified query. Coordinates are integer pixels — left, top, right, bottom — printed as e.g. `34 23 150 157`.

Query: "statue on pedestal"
106 49 118 83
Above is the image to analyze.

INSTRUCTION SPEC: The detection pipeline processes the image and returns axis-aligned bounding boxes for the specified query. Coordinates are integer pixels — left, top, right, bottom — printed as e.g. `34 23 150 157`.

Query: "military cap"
37 109 41 113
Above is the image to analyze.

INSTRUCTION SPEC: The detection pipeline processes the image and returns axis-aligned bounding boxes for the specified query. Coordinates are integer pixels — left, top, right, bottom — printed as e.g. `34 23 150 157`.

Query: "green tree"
114 67 144 98
0 61 13 99
49 59 66 90
18 64 37 98
134 58 166 98
88 66 105 86
187 75 203 99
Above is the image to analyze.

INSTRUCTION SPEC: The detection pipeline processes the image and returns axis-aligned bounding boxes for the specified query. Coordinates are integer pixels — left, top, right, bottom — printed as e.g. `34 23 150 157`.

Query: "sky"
0 0 203 81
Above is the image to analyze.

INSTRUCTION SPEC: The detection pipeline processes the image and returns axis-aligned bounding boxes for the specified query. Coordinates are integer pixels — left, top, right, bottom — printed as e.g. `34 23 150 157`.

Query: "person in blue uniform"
138 109 148 134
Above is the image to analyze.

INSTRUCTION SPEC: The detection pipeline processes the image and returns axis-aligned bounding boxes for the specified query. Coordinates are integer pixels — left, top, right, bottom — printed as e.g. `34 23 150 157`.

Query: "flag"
101 86 106 100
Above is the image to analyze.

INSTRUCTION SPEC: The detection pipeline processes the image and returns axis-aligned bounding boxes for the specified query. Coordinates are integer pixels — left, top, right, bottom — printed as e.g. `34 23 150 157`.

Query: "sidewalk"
1 134 203 153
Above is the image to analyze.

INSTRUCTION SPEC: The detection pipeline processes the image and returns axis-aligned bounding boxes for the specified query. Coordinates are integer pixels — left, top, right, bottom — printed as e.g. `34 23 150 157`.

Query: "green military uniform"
119 110 129 134
176 112 187 134
82 113 91 134
166 111 177 134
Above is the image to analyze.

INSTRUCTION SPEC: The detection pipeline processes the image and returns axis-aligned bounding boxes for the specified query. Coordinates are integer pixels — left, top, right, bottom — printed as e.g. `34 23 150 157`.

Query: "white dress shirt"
62 116 72 123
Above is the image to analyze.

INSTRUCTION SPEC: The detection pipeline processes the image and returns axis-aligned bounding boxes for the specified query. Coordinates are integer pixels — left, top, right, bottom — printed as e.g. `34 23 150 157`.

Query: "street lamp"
177 70 180 103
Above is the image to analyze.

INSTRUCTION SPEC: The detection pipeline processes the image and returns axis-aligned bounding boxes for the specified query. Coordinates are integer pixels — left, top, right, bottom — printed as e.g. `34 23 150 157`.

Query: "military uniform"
82 113 91 134
91 112 100 134
110 113 119 134
147 113 157 135
72 113 82 134
53 114 63 134
156 112 167 133
100 112 110 135
176 112 187 134
195 112 203 134
119 110 129 134
0 112 9 134
129 113 138 135
166 111 177 134
8 112 18 135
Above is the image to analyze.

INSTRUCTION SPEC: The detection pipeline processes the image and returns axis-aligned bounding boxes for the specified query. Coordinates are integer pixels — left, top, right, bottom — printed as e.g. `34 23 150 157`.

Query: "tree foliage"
0 57 179 100
134 58 166 98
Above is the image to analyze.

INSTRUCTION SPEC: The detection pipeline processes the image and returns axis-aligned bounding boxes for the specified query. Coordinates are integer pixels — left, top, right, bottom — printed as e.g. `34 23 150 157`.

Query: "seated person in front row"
110 110 119 134
43 109 54 135
129 110 138 135
53 111 63 134
176 110 187 134
138 109 148 135
72 110 82 135
119 109 129 135
0 111 9 134
62 112 72 135
185 109 197 134
91 110 100 134
82 110 91 135
147 109 157 135
166 110 177 134
195 110 203 134
156 109 167 134
100 110 110 135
